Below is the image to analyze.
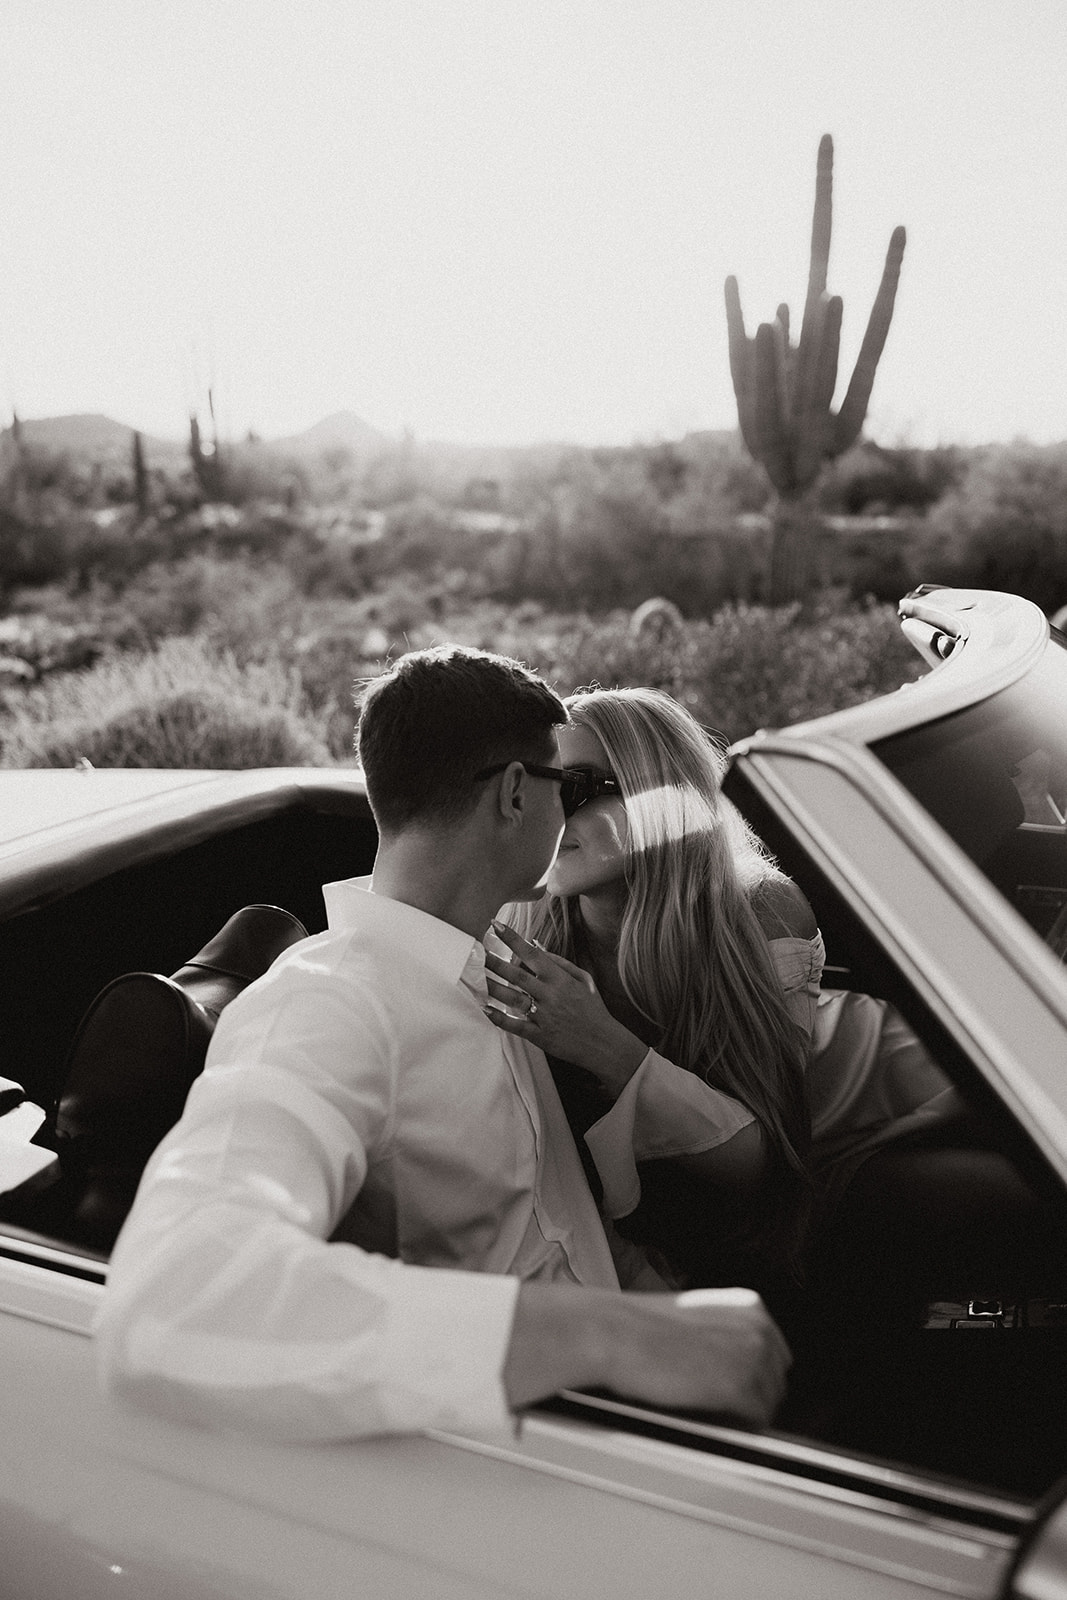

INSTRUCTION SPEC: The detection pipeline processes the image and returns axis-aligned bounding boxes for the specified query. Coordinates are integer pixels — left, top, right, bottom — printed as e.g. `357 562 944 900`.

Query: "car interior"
1 759 1067 1505
0 787 378 1259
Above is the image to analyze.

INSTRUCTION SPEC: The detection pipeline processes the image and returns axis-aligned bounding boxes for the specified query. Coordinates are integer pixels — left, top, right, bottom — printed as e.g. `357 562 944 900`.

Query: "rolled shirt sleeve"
97 1198 519 1440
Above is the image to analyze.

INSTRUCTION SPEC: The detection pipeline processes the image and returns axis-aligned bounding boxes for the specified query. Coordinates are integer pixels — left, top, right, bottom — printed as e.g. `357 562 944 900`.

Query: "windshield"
872 629 1067 951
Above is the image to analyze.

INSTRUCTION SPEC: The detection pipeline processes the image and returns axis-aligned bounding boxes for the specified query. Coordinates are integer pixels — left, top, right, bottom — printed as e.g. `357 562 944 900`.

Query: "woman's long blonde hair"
520 687 811 1260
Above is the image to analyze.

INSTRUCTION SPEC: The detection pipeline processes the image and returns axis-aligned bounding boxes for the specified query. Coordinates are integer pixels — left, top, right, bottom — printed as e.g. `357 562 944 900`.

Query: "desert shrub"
818 521 928 603
286 536 368 599
495 597 923 744
309 590 923 746
815 442 968 515
83 554 309 661
0 636 333 768
0 506 158 590
924 442 1067 612
213 443 310 507
500 457 769 615
359 499 510 596
0 610 108 679
678 598 922 740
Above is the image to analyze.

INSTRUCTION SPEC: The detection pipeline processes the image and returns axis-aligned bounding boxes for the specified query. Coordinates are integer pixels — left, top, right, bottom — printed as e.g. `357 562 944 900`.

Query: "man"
97 646 789 1440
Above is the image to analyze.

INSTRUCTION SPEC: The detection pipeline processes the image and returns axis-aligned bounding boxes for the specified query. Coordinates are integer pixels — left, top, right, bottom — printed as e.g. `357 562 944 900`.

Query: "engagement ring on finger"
527 998 538 1019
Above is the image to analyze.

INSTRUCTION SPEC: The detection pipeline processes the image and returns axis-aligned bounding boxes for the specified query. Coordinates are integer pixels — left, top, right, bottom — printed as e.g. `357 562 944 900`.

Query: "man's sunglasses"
474 763 621 817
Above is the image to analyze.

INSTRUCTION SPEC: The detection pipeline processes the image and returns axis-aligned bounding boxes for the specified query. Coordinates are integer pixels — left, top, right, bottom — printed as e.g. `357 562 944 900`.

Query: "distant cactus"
189 408 223 501
725 135 906 600
6 409 27 510
189 412 205 484
131 429 150 516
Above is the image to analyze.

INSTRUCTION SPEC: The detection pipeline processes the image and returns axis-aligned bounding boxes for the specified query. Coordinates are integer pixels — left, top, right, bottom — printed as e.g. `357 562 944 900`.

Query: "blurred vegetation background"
0 410 1062 767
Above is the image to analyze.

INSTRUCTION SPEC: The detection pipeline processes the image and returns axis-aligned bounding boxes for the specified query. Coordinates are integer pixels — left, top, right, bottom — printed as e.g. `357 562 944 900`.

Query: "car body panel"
0 766 370 918
0 1291 1017 1600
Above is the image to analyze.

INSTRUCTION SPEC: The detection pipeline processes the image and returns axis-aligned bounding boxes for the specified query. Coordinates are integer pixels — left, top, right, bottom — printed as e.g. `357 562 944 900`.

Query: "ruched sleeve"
768 930 825 1042
584 1050 756 1219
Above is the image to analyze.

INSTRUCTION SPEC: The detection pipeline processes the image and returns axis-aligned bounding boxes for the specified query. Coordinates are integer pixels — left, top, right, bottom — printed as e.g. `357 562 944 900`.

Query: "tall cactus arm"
814 295 843 415
752 321 794 494
791 293 829 433
806 134 834 303
793 130 831 380
725 275 762 458
834 224 907 452
794 293 843 487
793 133 834 425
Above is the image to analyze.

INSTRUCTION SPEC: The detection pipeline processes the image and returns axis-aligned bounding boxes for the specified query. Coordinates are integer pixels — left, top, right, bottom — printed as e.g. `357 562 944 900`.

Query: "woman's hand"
483 921 647 1095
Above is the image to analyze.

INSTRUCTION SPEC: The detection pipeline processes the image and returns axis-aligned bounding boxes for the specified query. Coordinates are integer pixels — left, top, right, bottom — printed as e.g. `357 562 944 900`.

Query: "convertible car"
1 584 1066 1599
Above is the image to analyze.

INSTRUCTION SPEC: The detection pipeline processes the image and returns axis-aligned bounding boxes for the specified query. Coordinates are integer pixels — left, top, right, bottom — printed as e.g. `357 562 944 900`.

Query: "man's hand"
503 1283 791 1430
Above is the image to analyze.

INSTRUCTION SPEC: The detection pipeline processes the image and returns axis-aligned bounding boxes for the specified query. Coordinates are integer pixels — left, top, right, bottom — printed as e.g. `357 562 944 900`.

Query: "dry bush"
0 636 333 768
479 597 924 744
924 442 1067 613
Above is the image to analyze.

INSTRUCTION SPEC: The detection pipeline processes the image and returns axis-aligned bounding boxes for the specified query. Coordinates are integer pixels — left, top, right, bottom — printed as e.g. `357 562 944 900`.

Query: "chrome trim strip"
0 1251 102 1335
0 1234 106 1284
433 1404 1021 1593
544 1392 1029 1535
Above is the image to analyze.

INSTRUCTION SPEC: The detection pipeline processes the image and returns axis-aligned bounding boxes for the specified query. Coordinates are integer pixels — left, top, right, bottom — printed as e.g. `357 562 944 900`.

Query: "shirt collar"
322 875 485 989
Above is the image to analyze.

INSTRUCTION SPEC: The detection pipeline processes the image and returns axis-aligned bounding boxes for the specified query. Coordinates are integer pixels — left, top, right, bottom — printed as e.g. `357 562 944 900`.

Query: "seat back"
49 903 308 1251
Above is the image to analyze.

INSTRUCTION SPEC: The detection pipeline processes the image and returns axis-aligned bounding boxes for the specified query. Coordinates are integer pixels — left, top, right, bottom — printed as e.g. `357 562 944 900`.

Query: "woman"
485 685 822 1287
485 685 970 1294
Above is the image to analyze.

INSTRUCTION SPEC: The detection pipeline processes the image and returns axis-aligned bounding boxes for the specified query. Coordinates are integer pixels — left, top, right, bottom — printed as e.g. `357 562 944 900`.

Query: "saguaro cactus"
131 429 150 517
189 410 223 501
725 134 906 601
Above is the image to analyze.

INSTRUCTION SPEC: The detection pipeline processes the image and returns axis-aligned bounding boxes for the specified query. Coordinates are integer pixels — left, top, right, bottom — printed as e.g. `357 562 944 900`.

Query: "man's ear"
494 760 527 825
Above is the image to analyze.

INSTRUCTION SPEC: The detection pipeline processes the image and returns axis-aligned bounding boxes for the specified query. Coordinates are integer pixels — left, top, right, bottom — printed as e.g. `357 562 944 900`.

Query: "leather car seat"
38 904 308 1254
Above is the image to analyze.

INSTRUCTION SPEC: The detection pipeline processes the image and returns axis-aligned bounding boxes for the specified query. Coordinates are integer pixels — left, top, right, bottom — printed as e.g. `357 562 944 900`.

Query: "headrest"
50 904 307 1248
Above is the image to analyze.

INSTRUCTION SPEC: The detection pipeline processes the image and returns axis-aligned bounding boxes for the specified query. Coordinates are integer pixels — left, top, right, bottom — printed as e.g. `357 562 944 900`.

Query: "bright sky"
0 0 1064 450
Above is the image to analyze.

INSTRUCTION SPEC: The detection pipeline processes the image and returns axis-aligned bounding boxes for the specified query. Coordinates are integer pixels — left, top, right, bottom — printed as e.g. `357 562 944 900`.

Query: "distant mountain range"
270 411 388 455
0 411 750 482
0 409 391 465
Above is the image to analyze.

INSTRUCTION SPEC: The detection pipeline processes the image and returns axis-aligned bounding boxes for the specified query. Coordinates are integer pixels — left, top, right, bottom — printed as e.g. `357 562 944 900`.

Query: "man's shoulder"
207 925 400 1072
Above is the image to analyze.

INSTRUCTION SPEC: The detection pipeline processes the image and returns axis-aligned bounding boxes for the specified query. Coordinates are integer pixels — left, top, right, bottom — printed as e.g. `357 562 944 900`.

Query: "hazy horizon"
9 405 1065 457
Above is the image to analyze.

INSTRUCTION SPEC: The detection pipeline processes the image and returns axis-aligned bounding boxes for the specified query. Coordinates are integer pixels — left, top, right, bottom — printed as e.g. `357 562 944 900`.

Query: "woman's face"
546 722 630 900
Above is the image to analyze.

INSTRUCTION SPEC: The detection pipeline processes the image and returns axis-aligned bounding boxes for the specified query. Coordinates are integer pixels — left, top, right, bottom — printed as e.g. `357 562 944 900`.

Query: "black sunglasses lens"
562 772 611 815
560 775 583 815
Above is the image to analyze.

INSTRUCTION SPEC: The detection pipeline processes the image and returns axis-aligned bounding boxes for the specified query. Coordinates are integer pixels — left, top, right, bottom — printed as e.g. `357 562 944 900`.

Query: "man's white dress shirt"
97 879 625 1443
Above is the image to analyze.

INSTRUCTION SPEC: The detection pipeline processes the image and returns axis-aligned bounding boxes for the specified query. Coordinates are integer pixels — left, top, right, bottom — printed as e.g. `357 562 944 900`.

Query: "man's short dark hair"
356 645 567 832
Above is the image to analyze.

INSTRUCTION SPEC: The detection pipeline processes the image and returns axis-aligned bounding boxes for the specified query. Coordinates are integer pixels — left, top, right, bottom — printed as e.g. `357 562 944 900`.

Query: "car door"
0 1240 1024 1600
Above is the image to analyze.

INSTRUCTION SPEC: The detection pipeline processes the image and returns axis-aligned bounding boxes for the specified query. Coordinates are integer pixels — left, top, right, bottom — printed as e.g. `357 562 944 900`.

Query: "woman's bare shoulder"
751 876 818 941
